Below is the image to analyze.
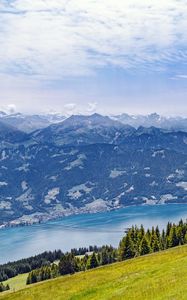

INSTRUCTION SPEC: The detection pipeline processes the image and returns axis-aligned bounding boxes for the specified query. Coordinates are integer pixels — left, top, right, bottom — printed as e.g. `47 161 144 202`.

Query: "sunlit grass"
1 245 187 300
2 273 28 292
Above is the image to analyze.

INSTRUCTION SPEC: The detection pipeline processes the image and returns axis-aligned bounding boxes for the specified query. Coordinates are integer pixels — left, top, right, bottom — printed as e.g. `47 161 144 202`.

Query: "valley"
0 113 187 227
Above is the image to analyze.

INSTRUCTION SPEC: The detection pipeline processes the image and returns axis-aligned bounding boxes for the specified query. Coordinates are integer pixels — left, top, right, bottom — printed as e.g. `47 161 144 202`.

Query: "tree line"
0 250 63 282
0 246 101 282
26 219 187 285
26 245 116 284
118 219 187 260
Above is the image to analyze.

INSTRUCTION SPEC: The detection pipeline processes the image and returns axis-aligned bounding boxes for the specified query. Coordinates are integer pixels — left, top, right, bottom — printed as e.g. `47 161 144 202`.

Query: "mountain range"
0 113 187 226
112 113 187 132
1 111 187 133
0 111 66 133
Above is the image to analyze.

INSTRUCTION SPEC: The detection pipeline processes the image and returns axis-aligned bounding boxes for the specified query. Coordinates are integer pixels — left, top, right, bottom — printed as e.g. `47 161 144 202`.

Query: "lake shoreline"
1 203 187 264
1 202 187 230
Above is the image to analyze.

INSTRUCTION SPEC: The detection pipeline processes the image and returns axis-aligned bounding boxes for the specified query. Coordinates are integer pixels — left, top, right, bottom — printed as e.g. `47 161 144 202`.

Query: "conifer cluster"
118 219 187 260
0 282 9 293
26 245 117 284
26 220 187 285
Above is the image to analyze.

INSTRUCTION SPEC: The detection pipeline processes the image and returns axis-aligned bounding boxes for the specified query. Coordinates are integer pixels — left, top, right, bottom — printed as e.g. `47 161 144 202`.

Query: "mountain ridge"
0 133 187 226
1 111 187 132
0 113 187 226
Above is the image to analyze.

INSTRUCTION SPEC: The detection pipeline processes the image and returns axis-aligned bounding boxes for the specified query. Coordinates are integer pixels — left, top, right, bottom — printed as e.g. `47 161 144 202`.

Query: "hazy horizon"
0 106 187 118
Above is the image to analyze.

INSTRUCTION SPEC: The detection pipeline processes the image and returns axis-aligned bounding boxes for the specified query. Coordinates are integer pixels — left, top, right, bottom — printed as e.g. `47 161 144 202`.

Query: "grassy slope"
3 273 28 292
1 245 187 300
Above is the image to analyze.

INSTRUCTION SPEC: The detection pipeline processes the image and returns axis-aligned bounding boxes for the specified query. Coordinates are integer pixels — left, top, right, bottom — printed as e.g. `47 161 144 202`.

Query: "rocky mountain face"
31 114 135 146
0 113 187 226
0 120 28 144
0 112 66 133
113 113 187 132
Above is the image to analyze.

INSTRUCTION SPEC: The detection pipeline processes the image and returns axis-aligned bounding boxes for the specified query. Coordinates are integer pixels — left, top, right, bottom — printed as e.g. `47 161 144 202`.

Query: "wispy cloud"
176 75 187 79
0 0 187 80
0 0 187 116
170 74 187 80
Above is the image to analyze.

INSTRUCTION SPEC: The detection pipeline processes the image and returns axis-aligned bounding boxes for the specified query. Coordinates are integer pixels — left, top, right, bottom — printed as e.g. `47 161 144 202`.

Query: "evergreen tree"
51 264 59 278
155 226 161 239
119 233 135 260
30 271 37 283
140 236 151 255
146 229 151 241
160 229 166 250
176 226 183 245
26 273 31 285
86 253 98 269
168 226 179 248
166 222 172 237
152 234 160 252
59 254 76 275
140 225 145 239
0 283 10 293
100 250 108 265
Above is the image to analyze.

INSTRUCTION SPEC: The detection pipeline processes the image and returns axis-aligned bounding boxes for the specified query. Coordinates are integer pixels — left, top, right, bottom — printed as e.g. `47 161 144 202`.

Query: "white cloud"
63 102 98 115
0 103 17 114
64 103 77 115
87 102 97 113
0 0 187 80
6 104 17 114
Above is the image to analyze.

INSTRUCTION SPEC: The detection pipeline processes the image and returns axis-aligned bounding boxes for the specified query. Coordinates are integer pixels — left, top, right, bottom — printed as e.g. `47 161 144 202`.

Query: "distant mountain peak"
113 113 187 132
0 120 28 143
0 111 7 117
60 113 124 128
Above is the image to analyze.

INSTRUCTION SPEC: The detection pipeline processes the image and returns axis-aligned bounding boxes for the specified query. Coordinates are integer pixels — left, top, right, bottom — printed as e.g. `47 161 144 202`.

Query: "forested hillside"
1 244 187 300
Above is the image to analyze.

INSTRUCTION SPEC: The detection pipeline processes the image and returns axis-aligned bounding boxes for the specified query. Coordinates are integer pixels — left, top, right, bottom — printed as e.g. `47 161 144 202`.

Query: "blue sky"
0 0 187 115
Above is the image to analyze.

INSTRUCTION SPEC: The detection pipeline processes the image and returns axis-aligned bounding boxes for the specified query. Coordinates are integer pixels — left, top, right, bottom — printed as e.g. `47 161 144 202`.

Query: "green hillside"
1 244 187 300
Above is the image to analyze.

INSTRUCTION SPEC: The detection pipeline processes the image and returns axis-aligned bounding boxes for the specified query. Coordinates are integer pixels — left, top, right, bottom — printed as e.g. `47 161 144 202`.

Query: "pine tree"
6 284 10 291
119 233 135 260
160 229 166 250
140 225 145 239
86 253 98 269
51 263 59 278
155 226 160 239
168 226 179 248
140 236 151 255
166 222 172 237
26 273 31 285
100 250 108 265
152 234 160 252
0 283 9 292
31 271 37 283
184 232 187 244
176 226 183 245
146 229 151 241
59 253 76 275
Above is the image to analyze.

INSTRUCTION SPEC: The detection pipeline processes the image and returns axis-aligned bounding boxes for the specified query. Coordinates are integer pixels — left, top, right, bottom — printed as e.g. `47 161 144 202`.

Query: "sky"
0 0 187 116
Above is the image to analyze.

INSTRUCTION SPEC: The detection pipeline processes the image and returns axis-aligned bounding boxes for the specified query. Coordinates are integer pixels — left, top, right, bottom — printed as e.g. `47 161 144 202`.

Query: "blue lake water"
1 204 187 264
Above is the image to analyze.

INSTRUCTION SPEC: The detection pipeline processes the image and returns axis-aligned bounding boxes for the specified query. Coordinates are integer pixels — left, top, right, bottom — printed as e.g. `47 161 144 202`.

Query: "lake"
1 204 187 264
